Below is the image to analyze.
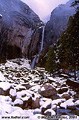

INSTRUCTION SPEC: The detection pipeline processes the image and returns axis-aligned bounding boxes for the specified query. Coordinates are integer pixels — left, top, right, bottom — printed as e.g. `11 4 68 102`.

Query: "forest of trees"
45 1 79 81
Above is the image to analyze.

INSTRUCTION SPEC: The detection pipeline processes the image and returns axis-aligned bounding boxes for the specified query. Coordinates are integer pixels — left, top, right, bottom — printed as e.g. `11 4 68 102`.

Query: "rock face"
44 0 76 49
0 0 42 61
28 28 43 59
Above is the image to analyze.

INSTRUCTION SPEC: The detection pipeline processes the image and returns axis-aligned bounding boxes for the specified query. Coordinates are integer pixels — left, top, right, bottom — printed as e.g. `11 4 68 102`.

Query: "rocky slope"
0 58 79 119
44 0 76 48
0 0 42 61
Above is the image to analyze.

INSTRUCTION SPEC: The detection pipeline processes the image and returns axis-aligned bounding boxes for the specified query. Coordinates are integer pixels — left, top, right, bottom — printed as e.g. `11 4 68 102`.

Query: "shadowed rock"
38 84 57 99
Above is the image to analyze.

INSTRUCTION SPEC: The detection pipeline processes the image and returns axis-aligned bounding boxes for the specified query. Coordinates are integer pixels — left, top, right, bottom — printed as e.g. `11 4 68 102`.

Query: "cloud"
21 0 69 22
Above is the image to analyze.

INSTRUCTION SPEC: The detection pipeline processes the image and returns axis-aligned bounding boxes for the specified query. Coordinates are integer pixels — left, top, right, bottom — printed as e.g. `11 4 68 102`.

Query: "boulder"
58 87 68 94
0 88 5 95
38 84 57 98
40 98 52 114
60 99 75 109
0 82 13 96
23 97 33 109
52 99 66 106
44 109 56 116
9 89 17 102
75 100 79 107
14 99 23 108
41 104 51 114
61 93 71 100
32 98 40 109
67 105 76 110
21 83 32 89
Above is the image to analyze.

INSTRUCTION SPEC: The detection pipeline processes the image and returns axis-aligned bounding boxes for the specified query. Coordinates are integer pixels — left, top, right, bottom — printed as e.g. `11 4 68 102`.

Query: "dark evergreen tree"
45 46 57 73
71 0 79 11
58 11 79 80
71 0 79 7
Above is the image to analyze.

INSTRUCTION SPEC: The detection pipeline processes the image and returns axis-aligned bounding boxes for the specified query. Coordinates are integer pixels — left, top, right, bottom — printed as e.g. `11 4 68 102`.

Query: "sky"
21 0 69 22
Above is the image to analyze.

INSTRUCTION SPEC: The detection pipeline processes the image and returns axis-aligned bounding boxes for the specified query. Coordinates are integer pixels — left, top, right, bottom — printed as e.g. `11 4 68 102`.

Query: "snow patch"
52 99 66 105
0 72 5 81
0 82 12 91
40 98 52 108
41 87 45 91
14 99 23 105
75 100 79 106
10 89 17 97
60 98 75 109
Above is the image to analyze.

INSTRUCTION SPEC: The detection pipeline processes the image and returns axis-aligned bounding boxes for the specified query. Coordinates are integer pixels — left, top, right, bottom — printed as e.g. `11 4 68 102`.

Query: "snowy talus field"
0 58 79 120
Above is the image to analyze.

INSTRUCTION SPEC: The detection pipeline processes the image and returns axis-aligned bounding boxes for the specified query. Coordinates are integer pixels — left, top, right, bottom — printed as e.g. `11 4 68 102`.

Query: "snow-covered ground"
0 58 79 120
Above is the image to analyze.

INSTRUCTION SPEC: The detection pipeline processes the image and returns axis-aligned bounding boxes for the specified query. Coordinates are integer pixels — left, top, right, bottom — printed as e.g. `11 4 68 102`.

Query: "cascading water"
39 26 45 54
31 56 36 70
31 26 45 69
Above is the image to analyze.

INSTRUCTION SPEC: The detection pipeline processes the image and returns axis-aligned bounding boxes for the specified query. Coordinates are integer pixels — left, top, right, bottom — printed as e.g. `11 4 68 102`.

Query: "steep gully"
31 26 45 69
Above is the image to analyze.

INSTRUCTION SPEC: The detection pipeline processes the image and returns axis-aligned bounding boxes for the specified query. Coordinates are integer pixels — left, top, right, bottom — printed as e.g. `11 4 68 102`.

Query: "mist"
21 0 69 22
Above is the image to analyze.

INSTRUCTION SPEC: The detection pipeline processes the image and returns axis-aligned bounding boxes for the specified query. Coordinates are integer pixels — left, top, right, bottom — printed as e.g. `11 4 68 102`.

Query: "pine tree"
58 11 79 80
71 0 79 7
45 46 57 73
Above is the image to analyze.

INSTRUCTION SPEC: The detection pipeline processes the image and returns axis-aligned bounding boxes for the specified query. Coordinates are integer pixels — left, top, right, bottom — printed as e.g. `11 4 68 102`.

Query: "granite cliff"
0 0 42 61
44 0 76 49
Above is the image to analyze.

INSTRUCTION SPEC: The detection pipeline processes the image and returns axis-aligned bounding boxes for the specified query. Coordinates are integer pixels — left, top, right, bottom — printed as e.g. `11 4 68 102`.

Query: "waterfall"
39 26 45 53
31 56 36 69
31 26 45 69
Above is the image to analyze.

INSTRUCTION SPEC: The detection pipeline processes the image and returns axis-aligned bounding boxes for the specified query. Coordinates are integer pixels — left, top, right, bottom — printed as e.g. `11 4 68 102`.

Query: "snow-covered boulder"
0 82 13 96
52 99 66 106
0 72 6 81
60 98 75 109
44 109 56 116
9 89 17 102
47 77 56 83
40 98 52 114
13 99 23 108
75 100 79 107
10 89 17 97
0 82 13 91
38 83 57 98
